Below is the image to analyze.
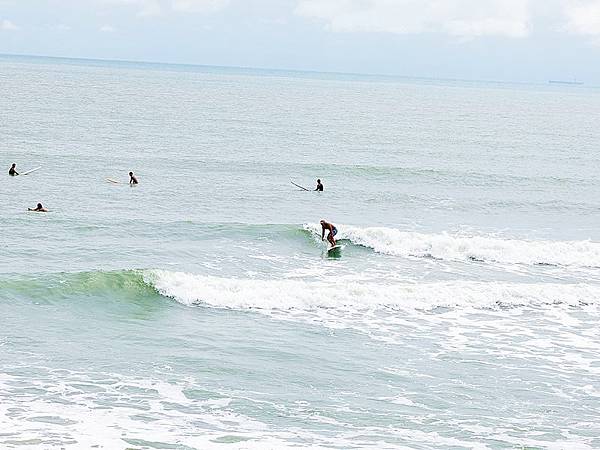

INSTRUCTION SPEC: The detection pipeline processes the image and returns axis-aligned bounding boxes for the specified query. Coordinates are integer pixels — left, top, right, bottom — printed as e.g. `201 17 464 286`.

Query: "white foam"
144 269 600 312
1 362 597 450
303 223 600 268
0 369 341 450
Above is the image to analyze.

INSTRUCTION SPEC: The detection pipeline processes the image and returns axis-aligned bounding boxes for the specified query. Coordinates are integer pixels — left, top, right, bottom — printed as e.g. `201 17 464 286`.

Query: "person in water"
129 171 138 185
28 203 48 212
320 219 337 247
315 179 323 191
9 163 18 176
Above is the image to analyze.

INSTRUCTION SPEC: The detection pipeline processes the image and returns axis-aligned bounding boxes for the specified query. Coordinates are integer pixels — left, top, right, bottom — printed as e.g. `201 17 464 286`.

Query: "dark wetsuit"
9 168 18 176
316 182 323 191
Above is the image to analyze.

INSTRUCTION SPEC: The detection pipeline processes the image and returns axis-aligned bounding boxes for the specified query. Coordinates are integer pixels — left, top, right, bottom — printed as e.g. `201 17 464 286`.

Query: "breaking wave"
303 223 600 268
145 269 600 312
4 269 599 317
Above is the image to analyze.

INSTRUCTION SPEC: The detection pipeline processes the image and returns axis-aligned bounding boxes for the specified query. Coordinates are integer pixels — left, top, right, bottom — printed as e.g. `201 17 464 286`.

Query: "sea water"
1 55 600 449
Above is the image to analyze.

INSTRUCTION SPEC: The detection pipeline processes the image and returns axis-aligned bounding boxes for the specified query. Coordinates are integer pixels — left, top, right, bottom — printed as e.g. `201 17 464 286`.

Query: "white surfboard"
21 167 41 176
106 178 121 184
291 181 310 191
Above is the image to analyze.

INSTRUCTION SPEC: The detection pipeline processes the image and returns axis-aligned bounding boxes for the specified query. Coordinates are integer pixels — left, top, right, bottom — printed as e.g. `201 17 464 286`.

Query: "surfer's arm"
321 227 325 240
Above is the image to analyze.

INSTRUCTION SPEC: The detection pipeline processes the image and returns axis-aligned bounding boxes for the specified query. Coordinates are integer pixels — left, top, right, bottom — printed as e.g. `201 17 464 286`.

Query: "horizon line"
0 51 592 88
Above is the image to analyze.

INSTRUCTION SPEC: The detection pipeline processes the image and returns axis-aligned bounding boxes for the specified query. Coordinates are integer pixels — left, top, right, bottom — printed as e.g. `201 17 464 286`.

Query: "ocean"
1 55 600 449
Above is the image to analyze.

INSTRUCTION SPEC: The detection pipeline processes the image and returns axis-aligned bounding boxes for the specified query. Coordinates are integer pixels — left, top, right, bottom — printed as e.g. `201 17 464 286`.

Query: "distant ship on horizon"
548 79 584 85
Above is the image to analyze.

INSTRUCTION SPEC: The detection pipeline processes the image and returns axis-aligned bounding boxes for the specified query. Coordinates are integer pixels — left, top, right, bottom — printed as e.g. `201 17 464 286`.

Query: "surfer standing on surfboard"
9 163 18 176
315 179 323 191
320 220 337 247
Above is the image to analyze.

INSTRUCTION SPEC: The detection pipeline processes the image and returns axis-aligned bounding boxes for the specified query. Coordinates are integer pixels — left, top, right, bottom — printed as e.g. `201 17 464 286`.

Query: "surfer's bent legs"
329 227 337 246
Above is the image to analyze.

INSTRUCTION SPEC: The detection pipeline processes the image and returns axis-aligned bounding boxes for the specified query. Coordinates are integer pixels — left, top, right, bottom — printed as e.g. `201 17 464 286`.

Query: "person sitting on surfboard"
315 179 323 191
129 171 138 185
9 163 18 176
28 203 48 212
320 220 337 247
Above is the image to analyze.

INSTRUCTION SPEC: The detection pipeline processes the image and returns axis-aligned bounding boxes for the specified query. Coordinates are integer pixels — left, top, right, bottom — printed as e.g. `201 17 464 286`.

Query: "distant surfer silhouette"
315 179 323 191
320 219 337 247
28 203 48 212
129 171 138 185
9 163 18 176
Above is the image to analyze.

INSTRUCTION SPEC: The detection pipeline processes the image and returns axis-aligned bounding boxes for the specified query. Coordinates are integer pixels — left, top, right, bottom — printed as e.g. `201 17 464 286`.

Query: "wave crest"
303 223 600 267
1 270 156 301
3 269 599 315
144 269 599 312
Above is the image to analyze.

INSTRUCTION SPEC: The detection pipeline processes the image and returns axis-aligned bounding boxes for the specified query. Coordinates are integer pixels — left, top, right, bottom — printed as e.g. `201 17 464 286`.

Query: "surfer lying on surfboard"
320 220 337 247
28 203 48 212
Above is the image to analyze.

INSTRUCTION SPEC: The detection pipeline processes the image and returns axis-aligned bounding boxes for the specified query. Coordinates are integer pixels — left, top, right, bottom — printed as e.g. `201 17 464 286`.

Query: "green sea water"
1 55 600 449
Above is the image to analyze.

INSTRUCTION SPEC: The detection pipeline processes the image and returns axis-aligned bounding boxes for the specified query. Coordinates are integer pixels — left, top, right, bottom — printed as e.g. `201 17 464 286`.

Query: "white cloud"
97 0 228 15
139 1 162 17
98 0 162 17
100 24 116 32
295 0 531 38
563 0 600 35
0 18 19 31
171 0 229 13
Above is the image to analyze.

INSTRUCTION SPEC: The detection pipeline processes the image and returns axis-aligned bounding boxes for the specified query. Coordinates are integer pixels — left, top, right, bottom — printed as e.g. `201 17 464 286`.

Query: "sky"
1 0 599 83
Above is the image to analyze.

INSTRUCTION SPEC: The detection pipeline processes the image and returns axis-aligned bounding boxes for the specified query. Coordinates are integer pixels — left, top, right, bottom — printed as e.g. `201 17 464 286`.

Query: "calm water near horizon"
1 55 600 449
